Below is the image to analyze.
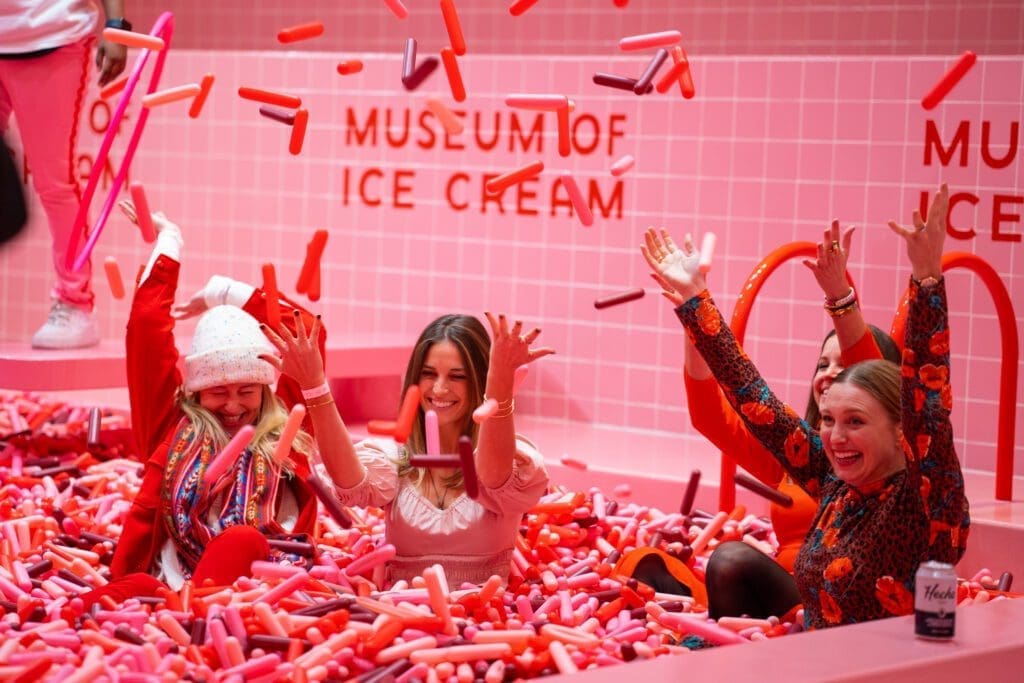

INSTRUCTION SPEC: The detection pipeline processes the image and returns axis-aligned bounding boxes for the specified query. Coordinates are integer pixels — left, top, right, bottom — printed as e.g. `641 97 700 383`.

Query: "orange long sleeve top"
684 329 883 571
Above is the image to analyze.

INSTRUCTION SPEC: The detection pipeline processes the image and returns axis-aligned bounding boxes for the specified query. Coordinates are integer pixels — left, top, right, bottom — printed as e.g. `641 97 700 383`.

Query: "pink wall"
1 3 1021 482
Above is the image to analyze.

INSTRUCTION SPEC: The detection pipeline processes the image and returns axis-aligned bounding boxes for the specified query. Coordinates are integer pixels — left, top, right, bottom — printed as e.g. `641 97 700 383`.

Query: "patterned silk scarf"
160 418 286 573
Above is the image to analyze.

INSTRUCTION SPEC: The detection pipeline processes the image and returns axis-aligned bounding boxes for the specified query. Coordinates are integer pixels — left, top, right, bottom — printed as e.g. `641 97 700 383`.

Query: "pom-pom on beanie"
184 306 279 393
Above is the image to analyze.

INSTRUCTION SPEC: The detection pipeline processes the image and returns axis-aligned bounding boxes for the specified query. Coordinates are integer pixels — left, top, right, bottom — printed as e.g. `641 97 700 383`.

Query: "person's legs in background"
0 38 99 349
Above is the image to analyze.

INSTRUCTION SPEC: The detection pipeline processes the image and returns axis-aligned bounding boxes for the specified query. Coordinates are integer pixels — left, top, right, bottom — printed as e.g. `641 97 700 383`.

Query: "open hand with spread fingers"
641 227 705 301
483 312 555 385
260 311 327 391
888 183 948 282
803 219 856 301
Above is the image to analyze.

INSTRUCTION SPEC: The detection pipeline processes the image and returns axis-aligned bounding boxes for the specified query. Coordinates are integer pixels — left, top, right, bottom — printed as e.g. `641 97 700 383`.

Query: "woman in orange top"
657 221 900 618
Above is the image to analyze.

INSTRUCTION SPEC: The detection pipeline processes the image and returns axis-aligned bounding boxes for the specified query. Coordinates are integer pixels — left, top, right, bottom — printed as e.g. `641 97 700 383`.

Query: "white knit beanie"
184 306 279 393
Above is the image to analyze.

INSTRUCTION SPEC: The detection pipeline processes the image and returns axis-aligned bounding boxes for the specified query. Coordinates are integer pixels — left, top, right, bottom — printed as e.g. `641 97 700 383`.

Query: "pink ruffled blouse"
326 436 548 588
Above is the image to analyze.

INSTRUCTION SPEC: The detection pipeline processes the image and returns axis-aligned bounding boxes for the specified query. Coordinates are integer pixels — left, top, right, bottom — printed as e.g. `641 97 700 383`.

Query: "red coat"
111 256 325 579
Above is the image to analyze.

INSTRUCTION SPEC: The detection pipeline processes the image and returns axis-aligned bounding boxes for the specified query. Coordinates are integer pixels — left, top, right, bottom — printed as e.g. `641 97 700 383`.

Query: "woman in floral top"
642 184 969 628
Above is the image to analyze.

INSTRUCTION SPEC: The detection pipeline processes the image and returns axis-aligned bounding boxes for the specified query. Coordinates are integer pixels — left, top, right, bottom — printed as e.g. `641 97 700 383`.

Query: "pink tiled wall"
120 0 1024 56
1 3 1022 482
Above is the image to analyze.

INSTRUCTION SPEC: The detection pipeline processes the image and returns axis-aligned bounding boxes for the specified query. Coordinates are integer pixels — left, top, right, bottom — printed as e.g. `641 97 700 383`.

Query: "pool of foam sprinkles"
0 390 1016 681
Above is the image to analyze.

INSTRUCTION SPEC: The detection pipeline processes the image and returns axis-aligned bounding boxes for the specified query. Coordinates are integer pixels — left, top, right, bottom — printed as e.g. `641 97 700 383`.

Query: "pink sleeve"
328 439 400 509
473 436 549 516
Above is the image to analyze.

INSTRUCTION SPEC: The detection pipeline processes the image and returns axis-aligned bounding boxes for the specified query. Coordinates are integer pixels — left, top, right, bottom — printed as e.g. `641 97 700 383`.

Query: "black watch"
105 17 133 31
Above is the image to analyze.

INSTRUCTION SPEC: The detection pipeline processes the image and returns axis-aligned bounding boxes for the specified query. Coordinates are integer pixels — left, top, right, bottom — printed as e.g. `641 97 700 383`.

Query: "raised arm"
888 184 968 563
475 312 555 489
643 228 831 491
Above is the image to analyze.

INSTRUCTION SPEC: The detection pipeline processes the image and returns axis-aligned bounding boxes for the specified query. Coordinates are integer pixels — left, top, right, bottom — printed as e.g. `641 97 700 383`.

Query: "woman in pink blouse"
313 313 554 588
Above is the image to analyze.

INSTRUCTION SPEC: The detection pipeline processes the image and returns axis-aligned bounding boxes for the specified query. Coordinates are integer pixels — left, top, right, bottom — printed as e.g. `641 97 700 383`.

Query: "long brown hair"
804 324 900 428
395 315 491 486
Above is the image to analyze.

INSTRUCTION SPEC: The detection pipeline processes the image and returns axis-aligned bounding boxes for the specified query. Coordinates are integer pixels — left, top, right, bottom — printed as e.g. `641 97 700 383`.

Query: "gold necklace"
429 474 452 508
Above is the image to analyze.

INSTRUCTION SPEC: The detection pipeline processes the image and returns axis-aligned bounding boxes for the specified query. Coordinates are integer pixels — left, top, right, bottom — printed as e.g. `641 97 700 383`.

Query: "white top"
324 436 548 588
0 0 100 54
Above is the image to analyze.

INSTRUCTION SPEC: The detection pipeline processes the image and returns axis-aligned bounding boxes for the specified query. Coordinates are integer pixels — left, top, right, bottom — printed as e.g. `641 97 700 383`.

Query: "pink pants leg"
0 38 94 309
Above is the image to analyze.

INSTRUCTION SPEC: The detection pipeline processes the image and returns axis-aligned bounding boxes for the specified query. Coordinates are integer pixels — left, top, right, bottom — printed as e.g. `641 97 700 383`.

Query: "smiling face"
812 334 843 407
198 383 263 435
819 382 904 488
418 340 471 436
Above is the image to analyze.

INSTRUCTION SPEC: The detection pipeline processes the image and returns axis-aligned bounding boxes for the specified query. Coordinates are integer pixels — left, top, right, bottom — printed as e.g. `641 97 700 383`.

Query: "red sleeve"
241 289 327 434
685 372 785 487
110 446 169 579
840 329 883 367
126 255 185 459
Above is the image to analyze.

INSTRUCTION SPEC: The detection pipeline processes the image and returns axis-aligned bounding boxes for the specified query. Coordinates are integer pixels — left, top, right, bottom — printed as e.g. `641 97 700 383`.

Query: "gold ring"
829 241 841 254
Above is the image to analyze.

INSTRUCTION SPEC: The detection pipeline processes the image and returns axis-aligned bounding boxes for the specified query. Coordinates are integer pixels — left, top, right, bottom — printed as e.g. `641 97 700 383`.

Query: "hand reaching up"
483 312 555 389
260 311 326 390
641 227 705 300
888 183 948 281
803 219 855 300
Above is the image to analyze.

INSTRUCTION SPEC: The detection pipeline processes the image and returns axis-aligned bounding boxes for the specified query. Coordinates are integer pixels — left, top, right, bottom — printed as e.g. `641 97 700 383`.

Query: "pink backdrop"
1 2 1021 482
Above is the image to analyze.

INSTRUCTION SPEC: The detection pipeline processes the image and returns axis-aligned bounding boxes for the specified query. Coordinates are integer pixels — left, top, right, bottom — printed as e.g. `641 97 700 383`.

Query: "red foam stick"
440 47 466 102
505 94 569 111
296 229 328 294
203 425 255 488
669 46 695 99
259 105 296 125
100 74 128 100
277 22 325 44
189 74 215 119
403 56 439 91
593 287 644 309
458 436 479 499
655 58 689 94
410 454 461 468
128 182 156 243
367 420 397 436
307 475 353 528
289 108 309 155
619 30 682 52
556 106 571 157
142 84 202 109
679 469 701 515
393 385 423 444
261 263 282 331
485 161 544 195
307 259 321 302
337 60 364 75
559 173 593 227
734 472 794 508
104 257 125 300
87 407 102 447
238 86 301 109
509 0 540 16
921 51 977 110
102 27 165 51
440 0 467 56
634 48 669 94
384 0 409 20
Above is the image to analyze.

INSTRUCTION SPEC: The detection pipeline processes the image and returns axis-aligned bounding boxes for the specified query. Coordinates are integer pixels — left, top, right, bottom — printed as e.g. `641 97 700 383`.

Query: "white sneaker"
31 301 100 349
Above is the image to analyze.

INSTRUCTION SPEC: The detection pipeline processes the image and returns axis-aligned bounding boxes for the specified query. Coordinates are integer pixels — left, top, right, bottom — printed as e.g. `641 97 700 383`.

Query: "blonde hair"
179 385 314 475
393 315 491 489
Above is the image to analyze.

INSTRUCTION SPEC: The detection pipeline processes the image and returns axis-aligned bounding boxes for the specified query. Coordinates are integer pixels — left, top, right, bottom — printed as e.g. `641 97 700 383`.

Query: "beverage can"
915 560 957 640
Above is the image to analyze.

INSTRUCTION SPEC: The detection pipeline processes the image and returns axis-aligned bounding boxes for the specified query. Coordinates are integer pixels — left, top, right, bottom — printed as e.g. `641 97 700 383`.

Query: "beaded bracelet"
824 287 855 308
301 382 331 400
826 301 858 318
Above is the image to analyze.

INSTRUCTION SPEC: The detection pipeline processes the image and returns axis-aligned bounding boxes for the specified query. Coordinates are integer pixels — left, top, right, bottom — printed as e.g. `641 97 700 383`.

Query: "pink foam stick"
344 543 397 577
422 565 455 633
440 0 467 56
188 73 215 119
411 643 512 664
512 365 529 395
559 173 594 226
690 510 729 555
157 612 191 646
594 287 644 309
251 560 304 579
472 398 497 424
485 161 544 195
425 98 464 135
619 30 682 51
261 263 282 330
425 409 440 455
271 404 306 466
202 425 255 488
610 154 635 177
377 636 439 665
698 232 716 274
129 182 157 243
458 436 478 499
560 455 588 470
393 385 423 444
103 27 166 51
277 21 325 44
67 12 174 274
505 94 568 111
921 51 977 110
657 611 746 645
141 83 201 108
103 257 125 300
547 640 578 674
509 0 541 16
384 0 409 20
255 571 309 605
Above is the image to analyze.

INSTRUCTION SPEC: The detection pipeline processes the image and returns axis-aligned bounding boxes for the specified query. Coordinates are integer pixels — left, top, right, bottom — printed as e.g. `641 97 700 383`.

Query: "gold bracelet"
305 395 335 409
484 395 515 419
825 301 857 318
491 403 515 419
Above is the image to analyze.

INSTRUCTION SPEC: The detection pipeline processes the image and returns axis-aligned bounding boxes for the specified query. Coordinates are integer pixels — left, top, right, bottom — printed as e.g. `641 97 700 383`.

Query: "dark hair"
804 325 901 427
397 315 491 478
829 359 901 425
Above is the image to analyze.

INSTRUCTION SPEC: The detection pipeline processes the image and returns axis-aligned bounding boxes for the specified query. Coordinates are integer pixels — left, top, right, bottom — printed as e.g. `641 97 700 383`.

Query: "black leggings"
705 541 801 619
